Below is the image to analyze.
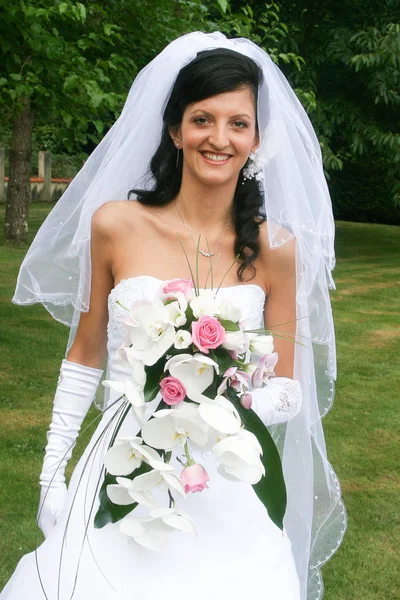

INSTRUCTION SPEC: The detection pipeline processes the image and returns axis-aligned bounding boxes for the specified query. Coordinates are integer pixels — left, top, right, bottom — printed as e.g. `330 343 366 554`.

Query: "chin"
193 166 240 188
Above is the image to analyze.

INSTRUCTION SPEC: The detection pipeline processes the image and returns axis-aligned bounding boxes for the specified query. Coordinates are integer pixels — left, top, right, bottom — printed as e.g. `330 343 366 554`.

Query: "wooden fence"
0 149 72 204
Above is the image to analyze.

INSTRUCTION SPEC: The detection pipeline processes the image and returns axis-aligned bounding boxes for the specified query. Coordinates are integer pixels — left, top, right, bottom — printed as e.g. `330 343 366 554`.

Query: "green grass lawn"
1 204 399 598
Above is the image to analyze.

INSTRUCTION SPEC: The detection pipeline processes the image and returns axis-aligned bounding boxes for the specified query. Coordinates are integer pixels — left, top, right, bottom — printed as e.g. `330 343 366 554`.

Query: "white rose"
249 334 274 356
174 329 192 349
222 330 249 354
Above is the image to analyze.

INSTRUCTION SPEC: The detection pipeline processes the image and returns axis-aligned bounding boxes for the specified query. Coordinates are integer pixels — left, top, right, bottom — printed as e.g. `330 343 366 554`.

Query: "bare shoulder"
92 199 155 241
257 221 296 290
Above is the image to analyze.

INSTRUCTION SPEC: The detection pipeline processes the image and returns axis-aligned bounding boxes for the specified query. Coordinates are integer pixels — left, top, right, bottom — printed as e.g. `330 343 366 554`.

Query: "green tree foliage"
0 0 207 240
278 0 400 216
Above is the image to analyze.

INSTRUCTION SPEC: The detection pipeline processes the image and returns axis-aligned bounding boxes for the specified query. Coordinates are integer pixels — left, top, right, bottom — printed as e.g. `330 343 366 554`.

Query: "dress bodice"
107 275 265 337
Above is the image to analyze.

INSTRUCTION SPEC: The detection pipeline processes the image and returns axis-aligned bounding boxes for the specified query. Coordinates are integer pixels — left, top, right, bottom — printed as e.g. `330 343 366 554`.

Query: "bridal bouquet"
94 276 287 551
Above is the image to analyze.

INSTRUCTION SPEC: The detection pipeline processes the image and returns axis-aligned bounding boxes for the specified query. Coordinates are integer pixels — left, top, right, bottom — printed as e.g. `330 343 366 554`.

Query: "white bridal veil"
12 31 347 600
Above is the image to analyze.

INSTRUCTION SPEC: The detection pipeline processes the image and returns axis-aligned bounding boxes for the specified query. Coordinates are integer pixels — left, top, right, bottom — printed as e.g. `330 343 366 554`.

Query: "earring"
242 149 264 182
175 143 180 168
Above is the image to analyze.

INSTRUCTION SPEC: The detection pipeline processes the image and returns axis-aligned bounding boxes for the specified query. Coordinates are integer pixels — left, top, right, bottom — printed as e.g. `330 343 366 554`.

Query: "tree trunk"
5 98 34 242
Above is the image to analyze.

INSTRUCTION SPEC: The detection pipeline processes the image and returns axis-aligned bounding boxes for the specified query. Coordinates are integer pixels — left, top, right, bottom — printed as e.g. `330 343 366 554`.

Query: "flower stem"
184 441 195 466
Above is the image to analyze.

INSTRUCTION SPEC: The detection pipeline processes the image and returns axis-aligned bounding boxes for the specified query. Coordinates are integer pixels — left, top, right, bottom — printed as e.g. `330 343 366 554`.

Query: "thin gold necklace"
174 201 232 258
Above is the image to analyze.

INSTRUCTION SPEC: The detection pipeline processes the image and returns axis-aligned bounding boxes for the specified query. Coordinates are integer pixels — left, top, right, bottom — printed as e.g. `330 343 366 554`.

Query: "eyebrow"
189 109 253 120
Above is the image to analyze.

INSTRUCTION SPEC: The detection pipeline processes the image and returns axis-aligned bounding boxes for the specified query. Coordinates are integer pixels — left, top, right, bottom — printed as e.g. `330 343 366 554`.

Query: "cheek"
238 131 257 153
182 129 207 150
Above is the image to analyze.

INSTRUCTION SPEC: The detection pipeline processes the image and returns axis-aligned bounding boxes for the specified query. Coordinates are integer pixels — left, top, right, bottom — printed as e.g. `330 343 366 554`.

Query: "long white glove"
250 377 302 426
38 359 103 538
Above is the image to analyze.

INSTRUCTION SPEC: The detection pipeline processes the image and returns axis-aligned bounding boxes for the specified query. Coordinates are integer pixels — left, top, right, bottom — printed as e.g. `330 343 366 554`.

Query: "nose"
208 124 229 150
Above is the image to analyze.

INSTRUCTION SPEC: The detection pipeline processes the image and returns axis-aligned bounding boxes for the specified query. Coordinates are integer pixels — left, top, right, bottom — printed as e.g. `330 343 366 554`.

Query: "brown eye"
194 117 208 125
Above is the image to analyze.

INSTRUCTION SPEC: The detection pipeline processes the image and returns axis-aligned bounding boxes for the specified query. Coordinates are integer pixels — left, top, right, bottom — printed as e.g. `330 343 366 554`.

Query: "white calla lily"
165 353 219 403
213 429 265 484
198 395 242 435
165 300 187 327
103 436 173 476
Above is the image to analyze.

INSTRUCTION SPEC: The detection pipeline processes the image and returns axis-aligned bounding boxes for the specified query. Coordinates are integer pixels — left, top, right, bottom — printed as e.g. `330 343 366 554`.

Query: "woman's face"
172 86 259 188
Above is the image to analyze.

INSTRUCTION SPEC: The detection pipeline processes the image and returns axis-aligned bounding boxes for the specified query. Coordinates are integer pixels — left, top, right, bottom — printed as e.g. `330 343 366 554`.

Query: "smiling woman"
129 48 265 284
5 31 345 600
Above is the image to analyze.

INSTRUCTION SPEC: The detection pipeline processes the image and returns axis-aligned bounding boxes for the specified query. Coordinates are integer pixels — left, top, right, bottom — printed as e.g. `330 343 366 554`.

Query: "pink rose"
162 278 194 300
160 376 186 405
191 315 226 354
181 464 210 494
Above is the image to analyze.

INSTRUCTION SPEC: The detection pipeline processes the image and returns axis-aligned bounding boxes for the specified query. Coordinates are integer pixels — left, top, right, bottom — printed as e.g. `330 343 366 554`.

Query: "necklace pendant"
199 249 215 257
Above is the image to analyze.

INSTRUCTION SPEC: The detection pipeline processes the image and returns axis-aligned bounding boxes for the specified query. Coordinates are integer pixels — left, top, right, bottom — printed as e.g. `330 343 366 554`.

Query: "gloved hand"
38 359 103 538
250 377 302 426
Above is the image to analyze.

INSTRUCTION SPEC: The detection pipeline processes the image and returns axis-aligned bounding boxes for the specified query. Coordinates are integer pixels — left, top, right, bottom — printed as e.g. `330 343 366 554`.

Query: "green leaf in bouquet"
202 377 218 401
185 303 195 325
94 461 152 529
210 348 244 375
218 318 240 332
226 388 287 530
144 355 165 402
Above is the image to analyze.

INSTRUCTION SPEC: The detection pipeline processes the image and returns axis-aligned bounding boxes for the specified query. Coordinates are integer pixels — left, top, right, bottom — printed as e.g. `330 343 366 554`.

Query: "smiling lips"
201 151 232 164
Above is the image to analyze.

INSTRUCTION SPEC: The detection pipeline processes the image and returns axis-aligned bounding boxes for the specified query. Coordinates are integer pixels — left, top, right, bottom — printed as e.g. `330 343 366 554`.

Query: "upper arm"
66 203 116 368
259 227 297 379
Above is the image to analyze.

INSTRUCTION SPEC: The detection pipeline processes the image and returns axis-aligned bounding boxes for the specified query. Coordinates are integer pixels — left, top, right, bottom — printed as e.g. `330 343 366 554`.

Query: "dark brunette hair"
129 48 266 280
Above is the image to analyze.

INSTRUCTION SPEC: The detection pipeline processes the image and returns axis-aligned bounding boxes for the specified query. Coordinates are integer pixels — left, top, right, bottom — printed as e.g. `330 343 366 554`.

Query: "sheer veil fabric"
12 31 347 599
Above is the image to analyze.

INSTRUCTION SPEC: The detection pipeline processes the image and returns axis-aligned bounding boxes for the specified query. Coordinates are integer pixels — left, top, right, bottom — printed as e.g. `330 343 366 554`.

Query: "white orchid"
107 468 185 509
102 379 145 424
198 395 242 435
116 346 146 390
103 436 173 476
189 289 220 318
174 329 192 349
107 476 158 509
141 402 209 451
160 289 188 312
125 299 175 366
222 330 249 355
246 353 278 388
165 353 219 403
119 507 195 552
248 333 274 356
213 429 265 484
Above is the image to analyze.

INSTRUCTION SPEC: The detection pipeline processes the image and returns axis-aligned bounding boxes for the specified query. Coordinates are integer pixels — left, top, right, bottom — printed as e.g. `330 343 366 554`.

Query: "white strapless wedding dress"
1 276 301 600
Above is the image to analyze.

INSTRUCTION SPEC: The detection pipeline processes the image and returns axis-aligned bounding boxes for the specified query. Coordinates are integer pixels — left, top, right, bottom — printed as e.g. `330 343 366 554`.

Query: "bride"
2 32 346 600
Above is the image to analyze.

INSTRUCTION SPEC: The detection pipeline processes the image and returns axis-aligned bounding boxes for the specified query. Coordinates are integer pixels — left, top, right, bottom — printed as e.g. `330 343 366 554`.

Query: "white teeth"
202 152 230 162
